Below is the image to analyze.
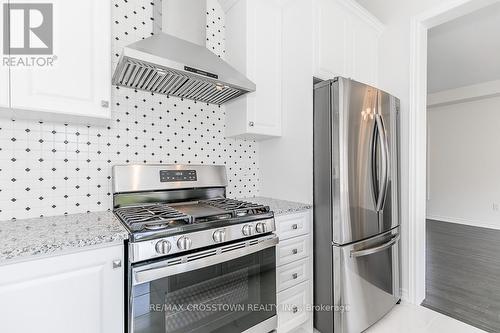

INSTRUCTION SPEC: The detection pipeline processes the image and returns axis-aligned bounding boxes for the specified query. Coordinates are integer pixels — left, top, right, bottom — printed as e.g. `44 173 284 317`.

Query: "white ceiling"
427 3 500 93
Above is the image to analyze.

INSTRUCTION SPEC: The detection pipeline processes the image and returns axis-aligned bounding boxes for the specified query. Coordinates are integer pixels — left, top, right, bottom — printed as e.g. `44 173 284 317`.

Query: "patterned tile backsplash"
0 0 259 221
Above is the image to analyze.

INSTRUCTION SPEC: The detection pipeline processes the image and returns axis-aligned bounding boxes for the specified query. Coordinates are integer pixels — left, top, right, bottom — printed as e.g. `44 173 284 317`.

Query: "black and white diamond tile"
0 0 259 221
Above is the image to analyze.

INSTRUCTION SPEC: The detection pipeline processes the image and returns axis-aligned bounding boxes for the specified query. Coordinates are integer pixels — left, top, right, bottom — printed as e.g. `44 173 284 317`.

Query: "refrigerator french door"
313 77 401 333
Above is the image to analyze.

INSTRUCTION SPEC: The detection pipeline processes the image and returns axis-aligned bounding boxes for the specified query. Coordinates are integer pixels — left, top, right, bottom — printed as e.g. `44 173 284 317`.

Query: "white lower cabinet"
277 280 312 333
277 234 310 266
275 210 313 333
277 258 311 293
0 244 124 333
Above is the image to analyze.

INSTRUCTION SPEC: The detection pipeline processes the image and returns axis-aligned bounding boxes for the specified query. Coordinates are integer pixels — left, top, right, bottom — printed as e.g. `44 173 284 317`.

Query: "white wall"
427 96 500 229
259 0 314 204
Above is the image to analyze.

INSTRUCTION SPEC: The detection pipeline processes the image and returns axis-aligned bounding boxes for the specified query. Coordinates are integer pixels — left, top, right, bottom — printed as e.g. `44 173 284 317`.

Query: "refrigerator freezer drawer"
333 227 401 333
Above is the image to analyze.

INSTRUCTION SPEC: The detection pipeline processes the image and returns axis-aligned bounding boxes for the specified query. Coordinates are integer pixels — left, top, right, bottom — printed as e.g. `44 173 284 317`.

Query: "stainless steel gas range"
112 164 278 333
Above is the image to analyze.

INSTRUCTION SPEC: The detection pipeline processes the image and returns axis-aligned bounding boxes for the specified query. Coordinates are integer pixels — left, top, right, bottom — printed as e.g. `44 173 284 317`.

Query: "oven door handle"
132 235 279 285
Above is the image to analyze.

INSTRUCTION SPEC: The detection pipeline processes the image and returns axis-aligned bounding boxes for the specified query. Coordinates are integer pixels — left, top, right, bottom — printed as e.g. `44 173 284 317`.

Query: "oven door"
130 235 278 333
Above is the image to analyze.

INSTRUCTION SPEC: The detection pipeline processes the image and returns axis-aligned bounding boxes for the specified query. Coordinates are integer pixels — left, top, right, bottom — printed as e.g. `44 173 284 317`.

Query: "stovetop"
114 197 272 240
112 165 276 261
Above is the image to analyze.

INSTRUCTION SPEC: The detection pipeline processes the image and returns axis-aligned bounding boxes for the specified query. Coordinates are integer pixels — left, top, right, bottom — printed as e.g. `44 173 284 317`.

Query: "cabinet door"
0 0 9 109
9 0 111 121
313 0 351 80
246 0 282 137
313 0 381 84
0 245 124 333
225 0 282 140
277 280 311 333
351 15 378 86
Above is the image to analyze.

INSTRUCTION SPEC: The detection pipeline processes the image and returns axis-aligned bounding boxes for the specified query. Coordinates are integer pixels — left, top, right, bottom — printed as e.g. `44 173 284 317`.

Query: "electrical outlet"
493 203 499 212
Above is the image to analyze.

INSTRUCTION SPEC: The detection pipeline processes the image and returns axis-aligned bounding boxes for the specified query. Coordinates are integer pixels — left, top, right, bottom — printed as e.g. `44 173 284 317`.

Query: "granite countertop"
0 211 128 265
242 196 312 216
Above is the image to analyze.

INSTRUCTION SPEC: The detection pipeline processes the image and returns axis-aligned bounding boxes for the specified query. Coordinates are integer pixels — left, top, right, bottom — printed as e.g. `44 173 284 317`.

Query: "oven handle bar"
132 235 279 285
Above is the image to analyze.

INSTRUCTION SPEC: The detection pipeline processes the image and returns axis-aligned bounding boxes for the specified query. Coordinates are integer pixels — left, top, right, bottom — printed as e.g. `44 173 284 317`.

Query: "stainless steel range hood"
112 0 255 105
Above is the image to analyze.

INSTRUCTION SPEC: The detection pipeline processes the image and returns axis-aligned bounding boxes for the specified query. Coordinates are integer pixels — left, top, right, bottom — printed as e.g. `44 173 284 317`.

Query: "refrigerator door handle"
375 113 389 211
350 235 400 258
370 119 379 209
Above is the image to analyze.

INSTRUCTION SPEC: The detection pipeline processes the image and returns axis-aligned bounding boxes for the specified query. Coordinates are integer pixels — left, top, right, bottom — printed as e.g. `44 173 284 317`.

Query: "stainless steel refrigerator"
313 77 401 333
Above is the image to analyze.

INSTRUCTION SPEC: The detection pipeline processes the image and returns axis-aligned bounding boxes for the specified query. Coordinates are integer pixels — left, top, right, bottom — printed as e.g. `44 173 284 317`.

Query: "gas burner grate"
201 198 270 217
115 204 192 231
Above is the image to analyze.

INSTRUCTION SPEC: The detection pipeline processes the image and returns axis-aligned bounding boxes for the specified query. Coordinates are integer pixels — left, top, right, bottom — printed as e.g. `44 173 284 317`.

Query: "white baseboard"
426 214 500 231
401 288 409 303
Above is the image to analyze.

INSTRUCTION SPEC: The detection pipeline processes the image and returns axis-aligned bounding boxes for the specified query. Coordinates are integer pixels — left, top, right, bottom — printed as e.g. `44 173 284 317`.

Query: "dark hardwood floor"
423 219 500 333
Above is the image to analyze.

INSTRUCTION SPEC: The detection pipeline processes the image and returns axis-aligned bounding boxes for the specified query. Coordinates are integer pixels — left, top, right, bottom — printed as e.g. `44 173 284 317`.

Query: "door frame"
408 0 500 305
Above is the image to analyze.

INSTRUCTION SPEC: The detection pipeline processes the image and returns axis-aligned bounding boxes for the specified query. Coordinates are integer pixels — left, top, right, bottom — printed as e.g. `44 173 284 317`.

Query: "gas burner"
114 204 192 232
201 198 270 217
144 223 170 231
112 165 275 258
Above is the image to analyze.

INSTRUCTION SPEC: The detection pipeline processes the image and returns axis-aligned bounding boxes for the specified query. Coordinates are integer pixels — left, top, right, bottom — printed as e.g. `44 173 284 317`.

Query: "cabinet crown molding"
219 0 292 12
218 0 240 12
337 0 385 34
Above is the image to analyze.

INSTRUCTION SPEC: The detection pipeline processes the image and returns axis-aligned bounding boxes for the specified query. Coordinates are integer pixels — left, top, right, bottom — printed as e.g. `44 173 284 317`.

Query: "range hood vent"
112 0 255 105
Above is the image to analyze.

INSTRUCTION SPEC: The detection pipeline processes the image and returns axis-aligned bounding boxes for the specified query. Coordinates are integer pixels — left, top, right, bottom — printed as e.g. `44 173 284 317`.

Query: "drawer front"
277 234 309 267
277 280 310 332
277 258 310 292
276 211 310 241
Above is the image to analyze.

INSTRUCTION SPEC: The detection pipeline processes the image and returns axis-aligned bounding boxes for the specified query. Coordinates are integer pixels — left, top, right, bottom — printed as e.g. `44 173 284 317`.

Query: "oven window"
132 247 276 333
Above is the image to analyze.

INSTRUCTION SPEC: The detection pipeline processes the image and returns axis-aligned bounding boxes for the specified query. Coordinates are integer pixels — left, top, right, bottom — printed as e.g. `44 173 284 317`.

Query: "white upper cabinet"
0 0 8 109
351 13 380 85
313 0 383 86
225 0 283 140
7 0 111 123
0 244 124 333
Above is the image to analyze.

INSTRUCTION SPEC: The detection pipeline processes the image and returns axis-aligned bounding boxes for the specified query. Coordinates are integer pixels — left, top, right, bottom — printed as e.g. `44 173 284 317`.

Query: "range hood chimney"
112 0 255 105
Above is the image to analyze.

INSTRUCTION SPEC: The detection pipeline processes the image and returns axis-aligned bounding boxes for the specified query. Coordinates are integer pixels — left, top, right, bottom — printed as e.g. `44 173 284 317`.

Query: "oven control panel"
160 170 197 182
129 217 276 263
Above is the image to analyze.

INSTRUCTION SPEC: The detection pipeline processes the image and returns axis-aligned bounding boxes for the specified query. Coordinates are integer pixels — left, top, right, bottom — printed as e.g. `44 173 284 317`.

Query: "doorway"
409 0 500 330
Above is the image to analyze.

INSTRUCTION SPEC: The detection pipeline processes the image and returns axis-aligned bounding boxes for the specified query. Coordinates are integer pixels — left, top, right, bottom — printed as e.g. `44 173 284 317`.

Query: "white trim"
217 0 240 12
219 0 295 12
337 0 385 34
427 79 500 108
426 215 500 231
408 0 500 306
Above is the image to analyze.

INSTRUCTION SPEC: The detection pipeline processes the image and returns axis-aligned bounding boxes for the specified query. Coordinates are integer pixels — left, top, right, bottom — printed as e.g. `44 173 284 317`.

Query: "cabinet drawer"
277 280 310 332
277 258 310 292
276 211 310 241
277 235 309 267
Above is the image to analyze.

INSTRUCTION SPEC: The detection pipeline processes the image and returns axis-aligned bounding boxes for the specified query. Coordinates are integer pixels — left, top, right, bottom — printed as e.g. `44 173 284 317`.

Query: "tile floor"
366 302 486 333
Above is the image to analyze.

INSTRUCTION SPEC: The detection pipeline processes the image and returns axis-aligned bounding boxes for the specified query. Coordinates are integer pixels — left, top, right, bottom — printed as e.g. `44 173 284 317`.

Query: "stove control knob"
242 224 253 236
177 236 192 251
213 229 226 243
256 222 267 234
155 240 171 255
